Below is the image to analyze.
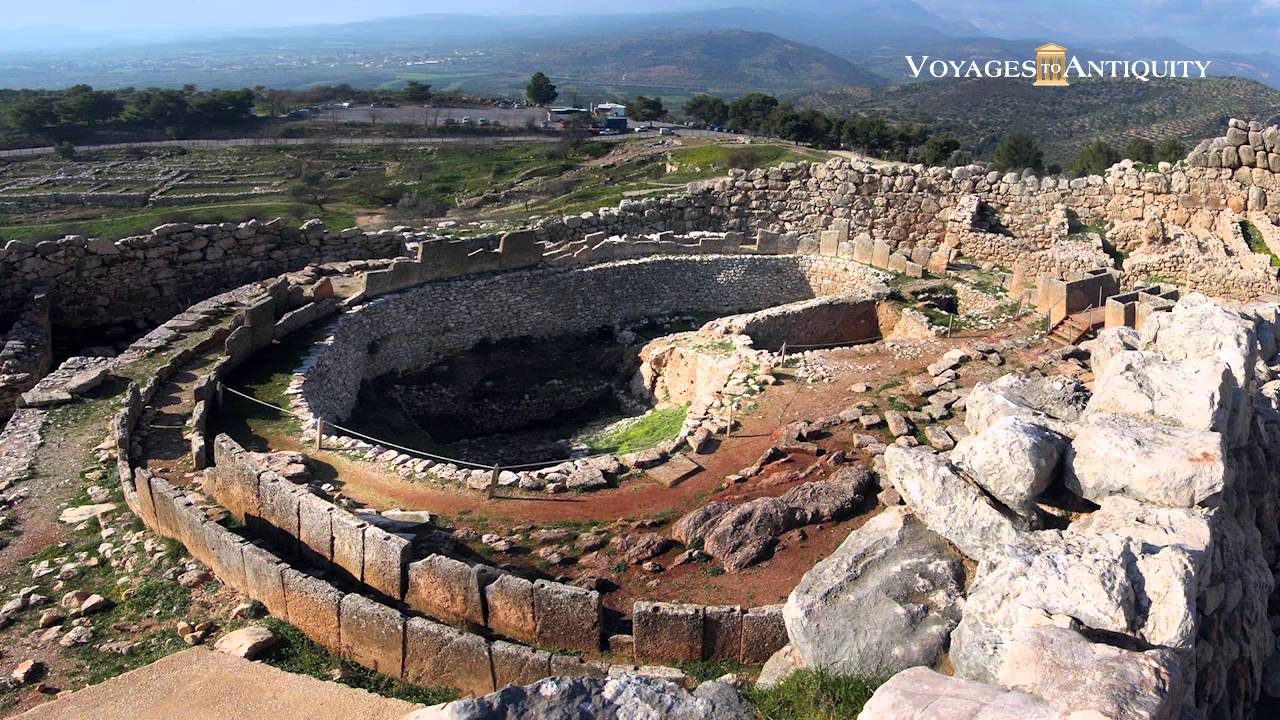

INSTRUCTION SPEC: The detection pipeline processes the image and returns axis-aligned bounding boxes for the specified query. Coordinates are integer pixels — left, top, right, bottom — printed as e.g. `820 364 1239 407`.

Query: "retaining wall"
0 286 51 421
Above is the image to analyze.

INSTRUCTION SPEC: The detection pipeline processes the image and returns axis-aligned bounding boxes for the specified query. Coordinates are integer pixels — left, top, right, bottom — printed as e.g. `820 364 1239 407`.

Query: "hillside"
801 76 1280 166
517 30 884 94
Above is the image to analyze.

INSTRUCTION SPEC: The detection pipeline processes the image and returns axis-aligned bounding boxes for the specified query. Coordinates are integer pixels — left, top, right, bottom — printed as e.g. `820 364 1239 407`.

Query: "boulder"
778 466 872 524
414 675 754 720
671 502 731 545
998 623 1183 720
1087 351 1234 435
1065 413 1225 507
884 445 1025 562
859 667 1068 719
214 625 279 660
784 507 964 677
703 498 789 571
1139 297 1257 448
950 416 1067 519
614 533 674 565
949 502 1212 686
965 374 1087 436
755 644 805 689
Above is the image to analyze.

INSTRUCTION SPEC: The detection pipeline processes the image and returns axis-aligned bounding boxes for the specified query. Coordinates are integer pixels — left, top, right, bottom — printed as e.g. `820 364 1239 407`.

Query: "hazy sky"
6 0 1279 51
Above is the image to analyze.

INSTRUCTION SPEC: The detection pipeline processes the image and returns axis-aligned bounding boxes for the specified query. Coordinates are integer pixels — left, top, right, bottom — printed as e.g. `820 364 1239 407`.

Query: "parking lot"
305 105 548 128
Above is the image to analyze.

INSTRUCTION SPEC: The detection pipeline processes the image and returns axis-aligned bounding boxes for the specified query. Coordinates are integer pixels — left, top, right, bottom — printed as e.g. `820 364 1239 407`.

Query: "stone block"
853 236 874 264
703 605 744 660
533 580 602 653
550 654 610 679
490 640 552 688
202 522 248 593
484 573 537 644
243 297 276 352
330 510 366 584
241 543 287 617
404 617 495 697
405 554 485 627
499 230 542 270
904 260 924 278
888 253 908 274
132 468 159 530
872 240 891 269
818 230 841 256
362 526 410 600
633 601 703 663
282 568 342 653
910 245 933 268
741 604 789 663
297 492 334 567
254 476 301 555
340 593 405 677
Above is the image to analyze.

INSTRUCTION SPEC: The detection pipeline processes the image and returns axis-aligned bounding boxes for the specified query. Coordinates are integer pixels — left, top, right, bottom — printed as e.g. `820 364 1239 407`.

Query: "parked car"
462 116 474 125
477 117 489 126
658 128 673 136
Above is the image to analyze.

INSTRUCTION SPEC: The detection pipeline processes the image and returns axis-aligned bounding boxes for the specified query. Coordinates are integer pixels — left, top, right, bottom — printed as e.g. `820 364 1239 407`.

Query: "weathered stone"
214 624 278 660
884 445 1025 562
1066 413 1225 507
951 416 1067 518
784 507 964 677
861 667 1067 719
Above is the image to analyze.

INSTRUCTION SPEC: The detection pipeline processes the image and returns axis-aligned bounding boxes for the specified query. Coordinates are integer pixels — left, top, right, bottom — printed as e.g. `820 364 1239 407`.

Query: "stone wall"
0 218 411 330
0 286 52 421
299 252 885 425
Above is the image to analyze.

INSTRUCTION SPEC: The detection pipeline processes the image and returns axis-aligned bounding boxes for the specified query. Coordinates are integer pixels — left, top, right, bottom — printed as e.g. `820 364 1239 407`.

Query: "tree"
561 114 594 148
924 134 960 167
188 89 254 126
57 86 123 125
843 115 890 156
626 96 667 126
727 92 779 133
126 89 191 130
526 72 558 106
1124 137 1155 164
1154 138 1186 164
401 80 433 102
1071 140 1120 177
288 163 331 212
767 105 830 146
7 96 59 134
993 132 1045 173
683 95 728 127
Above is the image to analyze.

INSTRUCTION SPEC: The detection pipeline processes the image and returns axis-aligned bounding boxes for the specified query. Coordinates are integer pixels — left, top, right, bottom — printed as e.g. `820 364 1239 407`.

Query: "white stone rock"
1066 413 1225 508
951 416 1067 518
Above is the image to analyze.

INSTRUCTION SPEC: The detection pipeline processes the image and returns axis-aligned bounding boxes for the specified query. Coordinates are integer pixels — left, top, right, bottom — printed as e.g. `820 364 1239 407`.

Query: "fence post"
947 314 954 338
314 418 324 451
487 464 500 499
215 381 224 410
725 402 734 438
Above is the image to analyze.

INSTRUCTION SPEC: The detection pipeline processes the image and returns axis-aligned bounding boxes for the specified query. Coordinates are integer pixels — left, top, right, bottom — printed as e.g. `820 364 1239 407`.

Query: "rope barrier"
217 333 888 473
219 384 615 471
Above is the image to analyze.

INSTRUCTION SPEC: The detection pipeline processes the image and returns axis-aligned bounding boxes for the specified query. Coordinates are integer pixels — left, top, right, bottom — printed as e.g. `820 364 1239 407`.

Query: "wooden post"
779 342 787 367
487 464 500 500
314 418 324 451
947 314 954 338
215 382 224 410
725 402 734 438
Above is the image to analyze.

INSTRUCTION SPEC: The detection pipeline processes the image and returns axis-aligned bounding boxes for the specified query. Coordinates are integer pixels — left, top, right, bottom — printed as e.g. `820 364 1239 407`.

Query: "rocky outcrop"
865 294 1280 720
883 445 1026 562
783 507 964 677
674 466 872 571
412 675 753 720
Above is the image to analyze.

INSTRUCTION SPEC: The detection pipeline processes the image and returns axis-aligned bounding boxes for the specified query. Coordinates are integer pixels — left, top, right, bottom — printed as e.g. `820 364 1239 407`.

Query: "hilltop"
802 75 1280 166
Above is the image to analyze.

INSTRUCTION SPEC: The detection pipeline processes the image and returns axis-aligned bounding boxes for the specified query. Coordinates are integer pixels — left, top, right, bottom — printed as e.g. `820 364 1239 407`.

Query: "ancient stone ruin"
5 118 1280 719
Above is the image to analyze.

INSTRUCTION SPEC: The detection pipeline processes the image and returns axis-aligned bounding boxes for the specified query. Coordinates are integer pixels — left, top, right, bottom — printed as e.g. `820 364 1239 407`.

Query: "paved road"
309 105 547 128
16 648 420 720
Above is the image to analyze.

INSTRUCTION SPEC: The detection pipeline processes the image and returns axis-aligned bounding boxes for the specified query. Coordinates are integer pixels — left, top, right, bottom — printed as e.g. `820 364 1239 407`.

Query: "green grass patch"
584 405 689 455
0 200 357 244
260 618 458 705
748 669 882 720
1241 220 1280 267
674 659 753 683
